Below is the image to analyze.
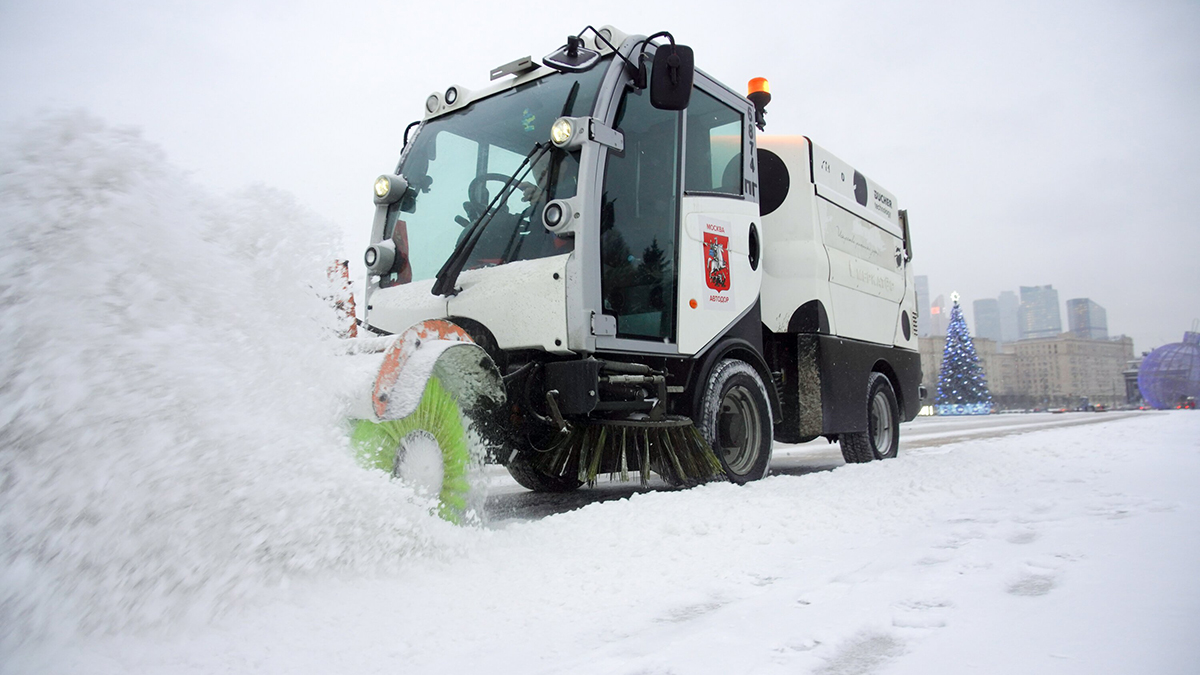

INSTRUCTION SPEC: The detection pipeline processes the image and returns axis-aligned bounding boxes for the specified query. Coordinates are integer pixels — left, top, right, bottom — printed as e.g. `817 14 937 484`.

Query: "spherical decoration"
1137 332 1200 409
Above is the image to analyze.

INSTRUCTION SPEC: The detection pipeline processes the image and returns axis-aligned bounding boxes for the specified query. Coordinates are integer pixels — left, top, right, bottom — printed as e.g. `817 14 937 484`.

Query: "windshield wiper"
431 142 550 296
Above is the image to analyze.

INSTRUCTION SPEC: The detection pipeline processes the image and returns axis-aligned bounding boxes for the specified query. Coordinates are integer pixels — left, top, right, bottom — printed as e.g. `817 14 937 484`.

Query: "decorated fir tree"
936 292 994 415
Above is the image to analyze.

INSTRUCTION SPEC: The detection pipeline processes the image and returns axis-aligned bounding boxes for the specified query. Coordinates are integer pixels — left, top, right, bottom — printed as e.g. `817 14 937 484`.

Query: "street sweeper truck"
344 25 922 520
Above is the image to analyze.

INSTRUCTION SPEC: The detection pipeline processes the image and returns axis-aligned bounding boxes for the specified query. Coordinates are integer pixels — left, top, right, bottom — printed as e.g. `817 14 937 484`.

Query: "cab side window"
600 87 680 341
684 89 744 196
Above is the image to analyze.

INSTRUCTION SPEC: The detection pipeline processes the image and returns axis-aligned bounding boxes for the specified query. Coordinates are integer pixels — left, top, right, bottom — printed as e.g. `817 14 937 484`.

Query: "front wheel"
505 447 583 493
697 359 774 484
839 372 900 463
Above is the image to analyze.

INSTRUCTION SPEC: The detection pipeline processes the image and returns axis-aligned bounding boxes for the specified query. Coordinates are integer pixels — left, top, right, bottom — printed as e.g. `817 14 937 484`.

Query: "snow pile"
0 113 458 655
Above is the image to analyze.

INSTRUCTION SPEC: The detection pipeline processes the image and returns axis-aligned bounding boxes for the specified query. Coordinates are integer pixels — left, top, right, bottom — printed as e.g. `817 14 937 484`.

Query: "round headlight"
544 202 563 227
550 118 574 146
364 240 396 274
542 200 573 233
445 87 458 105
425 94 439 113
374 176 391 198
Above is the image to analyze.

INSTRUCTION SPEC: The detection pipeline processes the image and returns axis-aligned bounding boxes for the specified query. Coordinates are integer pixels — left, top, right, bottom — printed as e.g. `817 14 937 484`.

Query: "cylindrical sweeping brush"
529 416 725 487
350 375 474 523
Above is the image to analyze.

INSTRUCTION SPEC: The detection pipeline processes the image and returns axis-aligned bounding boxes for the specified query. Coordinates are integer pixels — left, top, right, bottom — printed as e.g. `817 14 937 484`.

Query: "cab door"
675 82 761 355
595 84 682 350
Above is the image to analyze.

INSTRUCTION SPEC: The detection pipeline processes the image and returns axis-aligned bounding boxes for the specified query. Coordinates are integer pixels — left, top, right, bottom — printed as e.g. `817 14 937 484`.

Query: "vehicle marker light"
748 77 771 97
748 77 771 131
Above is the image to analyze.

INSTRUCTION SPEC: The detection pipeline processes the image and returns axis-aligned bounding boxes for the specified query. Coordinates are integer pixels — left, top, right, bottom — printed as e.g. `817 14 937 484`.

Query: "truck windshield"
381 63 608 288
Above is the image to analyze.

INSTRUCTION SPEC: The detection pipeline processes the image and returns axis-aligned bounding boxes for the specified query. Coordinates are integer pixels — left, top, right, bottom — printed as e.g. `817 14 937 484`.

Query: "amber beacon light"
747 77 771 130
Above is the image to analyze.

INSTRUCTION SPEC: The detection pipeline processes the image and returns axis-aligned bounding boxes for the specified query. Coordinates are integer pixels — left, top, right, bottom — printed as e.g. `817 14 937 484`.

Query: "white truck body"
353 25 923 490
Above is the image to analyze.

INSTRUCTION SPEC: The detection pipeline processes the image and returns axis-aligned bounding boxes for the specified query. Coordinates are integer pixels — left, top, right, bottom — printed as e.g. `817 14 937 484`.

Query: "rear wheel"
839 372 900 463
697 359 773 484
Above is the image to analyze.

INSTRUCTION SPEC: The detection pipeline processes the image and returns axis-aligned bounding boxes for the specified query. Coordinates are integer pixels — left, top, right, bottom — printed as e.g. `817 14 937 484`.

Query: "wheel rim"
870 389 894 455
717 384 762 475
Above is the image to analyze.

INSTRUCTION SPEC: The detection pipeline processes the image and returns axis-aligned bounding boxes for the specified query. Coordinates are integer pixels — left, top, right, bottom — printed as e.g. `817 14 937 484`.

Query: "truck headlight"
373 174 410 204
374 176 391 199
550 118 574 146
542 199 574 233
365 240 397 274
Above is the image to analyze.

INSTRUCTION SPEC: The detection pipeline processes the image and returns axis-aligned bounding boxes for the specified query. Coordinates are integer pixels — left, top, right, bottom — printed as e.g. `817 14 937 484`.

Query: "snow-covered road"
15 411 1198 675
485 411 1144 524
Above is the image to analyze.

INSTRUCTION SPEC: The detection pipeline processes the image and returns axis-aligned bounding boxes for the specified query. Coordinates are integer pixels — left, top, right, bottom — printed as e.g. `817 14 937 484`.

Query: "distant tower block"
973 298 1002 342
1018 285 1061 339
1067 298 1108 340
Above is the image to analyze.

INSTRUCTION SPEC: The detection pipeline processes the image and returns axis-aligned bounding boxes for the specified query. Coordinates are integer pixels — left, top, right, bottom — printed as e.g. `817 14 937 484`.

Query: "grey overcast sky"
2 0 1198 352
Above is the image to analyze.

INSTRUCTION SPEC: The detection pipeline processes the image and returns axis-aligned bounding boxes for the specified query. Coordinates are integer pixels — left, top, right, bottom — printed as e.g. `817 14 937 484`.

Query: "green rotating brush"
350 376 473 524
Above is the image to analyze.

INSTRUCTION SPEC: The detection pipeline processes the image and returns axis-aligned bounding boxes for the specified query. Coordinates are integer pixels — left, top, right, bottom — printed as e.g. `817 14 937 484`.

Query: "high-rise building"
915 275 931 337
973 298 1002 342
1066 298 1108 340
929 294 948 338
1018 285 1061 340
998 290 1019 343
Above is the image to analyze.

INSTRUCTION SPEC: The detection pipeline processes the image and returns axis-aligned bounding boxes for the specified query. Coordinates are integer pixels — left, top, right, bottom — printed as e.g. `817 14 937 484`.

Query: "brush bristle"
529 418 724 487
350 376 473 523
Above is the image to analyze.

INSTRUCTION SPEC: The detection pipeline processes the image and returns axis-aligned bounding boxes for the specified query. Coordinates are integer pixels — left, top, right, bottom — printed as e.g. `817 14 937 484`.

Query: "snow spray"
0 113 465 656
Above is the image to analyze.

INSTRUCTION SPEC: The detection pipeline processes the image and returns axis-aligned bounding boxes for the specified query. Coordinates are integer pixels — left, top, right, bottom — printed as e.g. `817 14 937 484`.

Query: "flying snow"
0 113 460 656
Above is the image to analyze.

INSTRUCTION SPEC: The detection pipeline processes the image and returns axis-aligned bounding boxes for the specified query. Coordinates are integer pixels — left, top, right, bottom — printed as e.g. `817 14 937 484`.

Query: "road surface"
483 411 1148 524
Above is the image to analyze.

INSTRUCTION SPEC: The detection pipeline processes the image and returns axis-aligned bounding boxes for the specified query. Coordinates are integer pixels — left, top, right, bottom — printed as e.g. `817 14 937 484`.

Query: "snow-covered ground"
7 412 1198 675
4 116 1198 674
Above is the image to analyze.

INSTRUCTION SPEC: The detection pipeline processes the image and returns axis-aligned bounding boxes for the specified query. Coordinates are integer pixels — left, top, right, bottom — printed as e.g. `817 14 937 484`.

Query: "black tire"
505 448 583 493
697 359 774 484
839 372 900 463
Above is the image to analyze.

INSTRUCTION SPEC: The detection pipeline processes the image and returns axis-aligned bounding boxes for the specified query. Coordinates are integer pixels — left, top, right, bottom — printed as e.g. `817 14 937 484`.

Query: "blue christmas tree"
936 293 993 415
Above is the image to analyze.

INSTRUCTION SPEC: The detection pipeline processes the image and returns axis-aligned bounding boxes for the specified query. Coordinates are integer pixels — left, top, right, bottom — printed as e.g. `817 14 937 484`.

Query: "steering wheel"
456 173 540 227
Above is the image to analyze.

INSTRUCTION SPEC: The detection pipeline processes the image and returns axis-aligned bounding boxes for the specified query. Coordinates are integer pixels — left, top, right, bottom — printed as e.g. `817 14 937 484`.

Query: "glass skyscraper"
1067 298 1108 339
973 298 1002 342
1018 285 1062 340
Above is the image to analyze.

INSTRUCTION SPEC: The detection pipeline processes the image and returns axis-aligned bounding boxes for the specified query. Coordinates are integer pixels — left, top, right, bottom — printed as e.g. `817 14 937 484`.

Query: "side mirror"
899 209 913 261
650 44 694 110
